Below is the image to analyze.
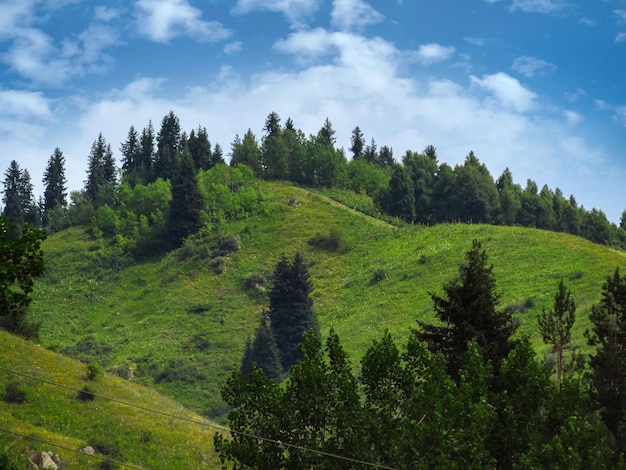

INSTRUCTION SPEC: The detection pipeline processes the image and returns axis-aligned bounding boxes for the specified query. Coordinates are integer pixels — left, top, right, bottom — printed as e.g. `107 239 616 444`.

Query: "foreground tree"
538 280 576 386
3 161 38 227
587 268 626 458
0 215 45 338
416 239 517 377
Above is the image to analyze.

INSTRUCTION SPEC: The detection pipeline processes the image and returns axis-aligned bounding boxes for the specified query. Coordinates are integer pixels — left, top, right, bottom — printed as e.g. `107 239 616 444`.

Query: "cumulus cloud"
564 88 585 102
464 37 486 46
224 41 243 55
330 0 385 31
95 6 123 21
509 0 568 14
563 110 583 126
470 72 537 112
615 10 626 24
511 56 556 77
231 0 319 25
0 90 53 120
578 17 596 26
413 43 455 65
135 0 231 43
615 33 626 44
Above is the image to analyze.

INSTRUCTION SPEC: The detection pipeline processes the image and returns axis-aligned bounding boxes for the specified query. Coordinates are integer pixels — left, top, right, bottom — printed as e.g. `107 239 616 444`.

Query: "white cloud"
563 110 582 126
330 0 384 31
511 56 556 77
564 88 585 102
464 37 486 46
615 33 626 44
95 6 123 22
615 107 626 127
509 0 568 14
470 72 537 112
413 43 455 65
231 0 319 25
0 90 53 121
135 0 231 43
224 41 243 55
615 10 626 24
578 17 596 26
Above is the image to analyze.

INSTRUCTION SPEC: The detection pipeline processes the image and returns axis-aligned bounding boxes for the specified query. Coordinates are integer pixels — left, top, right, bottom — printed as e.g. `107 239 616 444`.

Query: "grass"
0 330 223 469
29 180 626 422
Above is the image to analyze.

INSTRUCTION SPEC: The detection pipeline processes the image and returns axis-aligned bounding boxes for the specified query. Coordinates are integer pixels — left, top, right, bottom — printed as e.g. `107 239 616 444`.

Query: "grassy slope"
0 330 223 469
30 181 626 419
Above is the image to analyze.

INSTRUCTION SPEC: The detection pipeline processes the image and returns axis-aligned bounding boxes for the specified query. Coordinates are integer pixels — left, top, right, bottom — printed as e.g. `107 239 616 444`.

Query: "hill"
0 329 223 469
29 181 626 419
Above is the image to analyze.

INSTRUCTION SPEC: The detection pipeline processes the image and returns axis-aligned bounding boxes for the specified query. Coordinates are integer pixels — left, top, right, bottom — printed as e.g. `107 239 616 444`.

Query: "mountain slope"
30 181 626 417
0 329 222 469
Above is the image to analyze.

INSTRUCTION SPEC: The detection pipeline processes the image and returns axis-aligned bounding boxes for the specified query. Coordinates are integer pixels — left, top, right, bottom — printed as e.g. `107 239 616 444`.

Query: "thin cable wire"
0 426 146 470
0 365 397 470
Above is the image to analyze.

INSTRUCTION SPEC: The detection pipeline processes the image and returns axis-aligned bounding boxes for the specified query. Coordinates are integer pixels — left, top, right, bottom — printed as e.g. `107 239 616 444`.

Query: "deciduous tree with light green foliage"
0 214 45 338
538 279 576 386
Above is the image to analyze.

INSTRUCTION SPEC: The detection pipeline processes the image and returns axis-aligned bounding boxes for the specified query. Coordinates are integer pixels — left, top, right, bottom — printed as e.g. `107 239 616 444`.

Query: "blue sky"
1 0 625 222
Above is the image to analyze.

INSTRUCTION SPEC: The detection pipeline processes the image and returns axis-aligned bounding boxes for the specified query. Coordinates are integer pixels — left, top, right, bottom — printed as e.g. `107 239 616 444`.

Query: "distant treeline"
3 110 625 250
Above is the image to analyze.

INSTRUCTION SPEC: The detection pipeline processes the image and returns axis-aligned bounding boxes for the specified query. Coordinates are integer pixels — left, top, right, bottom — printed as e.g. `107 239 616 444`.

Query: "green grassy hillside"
29 181 626 419
0 330 222 469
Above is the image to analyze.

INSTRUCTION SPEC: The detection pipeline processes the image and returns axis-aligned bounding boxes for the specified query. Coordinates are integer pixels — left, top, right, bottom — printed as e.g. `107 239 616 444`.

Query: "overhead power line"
0 365 397 470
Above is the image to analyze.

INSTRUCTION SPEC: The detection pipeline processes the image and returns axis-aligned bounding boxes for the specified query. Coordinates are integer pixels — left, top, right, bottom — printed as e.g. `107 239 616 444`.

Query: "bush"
308 228 349 253
86 363 102 381
218 235 240 254
77 384 96 401
243 273 266 291
91 436 120 457
370 268 388 285
4 380 26 404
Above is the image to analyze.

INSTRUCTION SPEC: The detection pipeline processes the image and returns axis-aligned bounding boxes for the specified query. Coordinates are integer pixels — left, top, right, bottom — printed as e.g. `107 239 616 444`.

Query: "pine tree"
154 111 181 181
268 253 318 371
42 148 67 214
188 126 212 171
139 121 155 183
240 316 283 381
2 161 38 227
586 268 626 456
84 133 117 203
167 141 204 246
538 280 576 387
388 164 415 222
210 143 225 167
120 126 142 187
350 126 365 159
230 129 262 174
416 240 517 378
317 118 336 147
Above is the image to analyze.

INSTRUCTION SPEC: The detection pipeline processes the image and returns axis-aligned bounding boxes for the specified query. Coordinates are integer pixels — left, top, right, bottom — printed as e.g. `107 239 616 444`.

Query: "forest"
2 110 626 468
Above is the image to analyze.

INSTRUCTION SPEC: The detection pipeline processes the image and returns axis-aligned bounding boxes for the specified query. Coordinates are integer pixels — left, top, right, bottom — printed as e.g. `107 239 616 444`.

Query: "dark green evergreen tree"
454 152 499 224
538 280 576 387
388 164 415 221
416 239 517 378
167 141 204 246
3 161 37 226
189 126 212 171
268 253 318 371
139 121 155 183
403 149 438 224
154 111 181 181
261 112 288 179
120 126 142 187
230 130 262 174
363 138 377 164
241 316 283 381
84 133 116 203
349 126 365 160
586 268 626 457
0 214 45 338
42 148 68 230
210 143 225 167
377 145 394 167
317 118 336 147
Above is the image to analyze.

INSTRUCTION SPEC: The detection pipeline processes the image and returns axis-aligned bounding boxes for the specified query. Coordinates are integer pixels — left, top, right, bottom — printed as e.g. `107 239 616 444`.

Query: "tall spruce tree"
188 126 212 171
416 239 517 378
3 161 38 227
268 253 318 371
167 141 204 246
240 316 283 381
538 280 576 387
586 268 626 456
120 126 142 187
42 148 67 213
350 126 365 160
210 143 225 167
139 121 155 183
84 133 116 203
154 111 181 181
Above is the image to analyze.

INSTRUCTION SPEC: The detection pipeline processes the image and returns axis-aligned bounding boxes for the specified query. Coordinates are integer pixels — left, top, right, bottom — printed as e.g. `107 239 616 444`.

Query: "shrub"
77 385 96 401
243 272 266 291
4 380 26 404
86 363 102 381
308 228 349 253
219 235 240 254
370 268 388 285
